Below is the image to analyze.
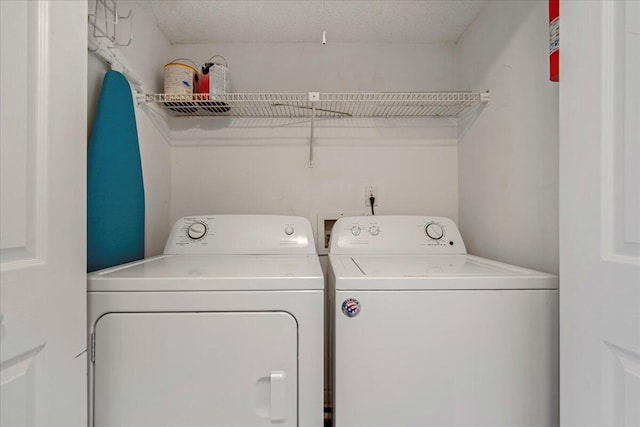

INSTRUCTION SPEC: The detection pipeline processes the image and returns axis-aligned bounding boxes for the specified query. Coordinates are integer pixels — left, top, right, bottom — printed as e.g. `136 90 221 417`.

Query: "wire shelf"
145 92 487 118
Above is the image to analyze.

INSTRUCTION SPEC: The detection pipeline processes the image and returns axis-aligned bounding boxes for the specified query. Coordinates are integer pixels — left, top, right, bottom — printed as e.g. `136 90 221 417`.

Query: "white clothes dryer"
329 216 558 427
88 215 324 427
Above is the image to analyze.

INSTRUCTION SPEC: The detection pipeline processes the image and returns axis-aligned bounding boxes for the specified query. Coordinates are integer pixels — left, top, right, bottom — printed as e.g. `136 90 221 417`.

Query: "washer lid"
87 254 323 292
330 254 558 290
352 255 513 276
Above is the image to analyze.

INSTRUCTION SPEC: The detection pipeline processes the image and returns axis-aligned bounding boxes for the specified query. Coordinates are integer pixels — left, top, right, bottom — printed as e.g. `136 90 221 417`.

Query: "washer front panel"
333 290 559 427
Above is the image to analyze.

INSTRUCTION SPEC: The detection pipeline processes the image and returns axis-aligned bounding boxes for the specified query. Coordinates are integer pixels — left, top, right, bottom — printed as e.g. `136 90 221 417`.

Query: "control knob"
369 225 380 236
187 222 207 240
425 223 444 240
351 225 362 236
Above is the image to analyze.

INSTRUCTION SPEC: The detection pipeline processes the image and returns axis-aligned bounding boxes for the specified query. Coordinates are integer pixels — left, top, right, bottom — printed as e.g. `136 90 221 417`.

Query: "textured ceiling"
139 0 488 45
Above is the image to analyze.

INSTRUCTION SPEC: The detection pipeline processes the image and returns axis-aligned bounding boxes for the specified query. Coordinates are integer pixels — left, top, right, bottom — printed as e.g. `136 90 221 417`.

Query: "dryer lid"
87 254 324 292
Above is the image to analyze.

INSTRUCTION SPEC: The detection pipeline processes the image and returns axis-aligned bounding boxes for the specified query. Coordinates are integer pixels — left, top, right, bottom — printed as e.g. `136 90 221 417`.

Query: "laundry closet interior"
87 0 559 420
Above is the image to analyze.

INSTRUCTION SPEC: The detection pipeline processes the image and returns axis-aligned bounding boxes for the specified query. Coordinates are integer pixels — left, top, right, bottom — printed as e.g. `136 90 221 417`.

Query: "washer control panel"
186 222 208 240
329 216 466 255
164 215 316 255
424 222 444 240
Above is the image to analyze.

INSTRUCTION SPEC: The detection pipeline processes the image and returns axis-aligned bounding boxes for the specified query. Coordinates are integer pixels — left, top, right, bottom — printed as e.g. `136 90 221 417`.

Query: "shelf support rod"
307 92 319 168
308 104 315 168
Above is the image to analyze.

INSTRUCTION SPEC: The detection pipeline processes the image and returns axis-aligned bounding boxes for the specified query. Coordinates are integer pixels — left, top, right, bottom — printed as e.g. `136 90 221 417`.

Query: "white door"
92 312 298 426
560 1 640 426
0 1 87 426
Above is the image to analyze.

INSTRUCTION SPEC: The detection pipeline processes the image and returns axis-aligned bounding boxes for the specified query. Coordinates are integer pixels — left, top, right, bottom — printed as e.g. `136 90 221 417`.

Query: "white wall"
170 42 457 93
168 43 461 241
87 0 172 256
171 143 459 232
457 0 559 274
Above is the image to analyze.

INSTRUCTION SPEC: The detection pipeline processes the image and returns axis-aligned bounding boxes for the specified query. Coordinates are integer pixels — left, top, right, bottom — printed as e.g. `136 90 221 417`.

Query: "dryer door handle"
270 371 287 422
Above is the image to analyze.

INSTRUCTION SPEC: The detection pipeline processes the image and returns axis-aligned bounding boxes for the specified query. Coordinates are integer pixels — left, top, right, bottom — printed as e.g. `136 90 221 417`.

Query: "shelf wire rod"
369 97 378 117
231 95 241 116
396 99 405 116
448 105 461 116
444 105 458 117
355 95 366 117
370 96 380 117
392 99 402 118
244 98 255 116
413 94 425 116
392 94 403 117
330 99 339 118
272 98 282 117
380 99 388 117
251 95 268 117
413 100 428 116
443 105 455 117
248 94 260 117
411 97 425 116
271 94 282 116
258 95 268 117
405 102 415 117
381 97 391 118
255 98 265 117
363 98 373 117
252 94 263 117
362 101 371 117
241 94 253 116
270 102 350 117
398 94 409 116
255 97 271 117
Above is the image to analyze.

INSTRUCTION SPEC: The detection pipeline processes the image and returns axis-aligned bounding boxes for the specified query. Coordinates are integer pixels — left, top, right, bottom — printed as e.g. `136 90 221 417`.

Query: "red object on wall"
549 0 559 82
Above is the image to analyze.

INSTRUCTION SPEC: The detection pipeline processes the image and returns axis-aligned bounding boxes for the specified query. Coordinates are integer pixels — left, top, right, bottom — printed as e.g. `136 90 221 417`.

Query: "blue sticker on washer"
342 298 361 317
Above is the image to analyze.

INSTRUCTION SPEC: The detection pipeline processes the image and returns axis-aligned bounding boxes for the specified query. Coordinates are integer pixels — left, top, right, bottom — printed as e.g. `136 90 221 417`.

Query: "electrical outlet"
365 185 379 207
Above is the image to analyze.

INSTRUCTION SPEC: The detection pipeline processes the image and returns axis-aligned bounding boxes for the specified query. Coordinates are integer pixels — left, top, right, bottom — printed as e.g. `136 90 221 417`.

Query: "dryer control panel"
164 215 316 255
329 216 466 255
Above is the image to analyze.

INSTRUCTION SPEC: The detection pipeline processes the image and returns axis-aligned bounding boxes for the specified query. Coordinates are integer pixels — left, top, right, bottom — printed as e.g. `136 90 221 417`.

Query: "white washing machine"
88 215 324 427
328 216 558 427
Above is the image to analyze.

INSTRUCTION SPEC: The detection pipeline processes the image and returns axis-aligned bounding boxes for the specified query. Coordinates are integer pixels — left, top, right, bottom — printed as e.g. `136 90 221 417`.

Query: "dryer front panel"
92 312 297 427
